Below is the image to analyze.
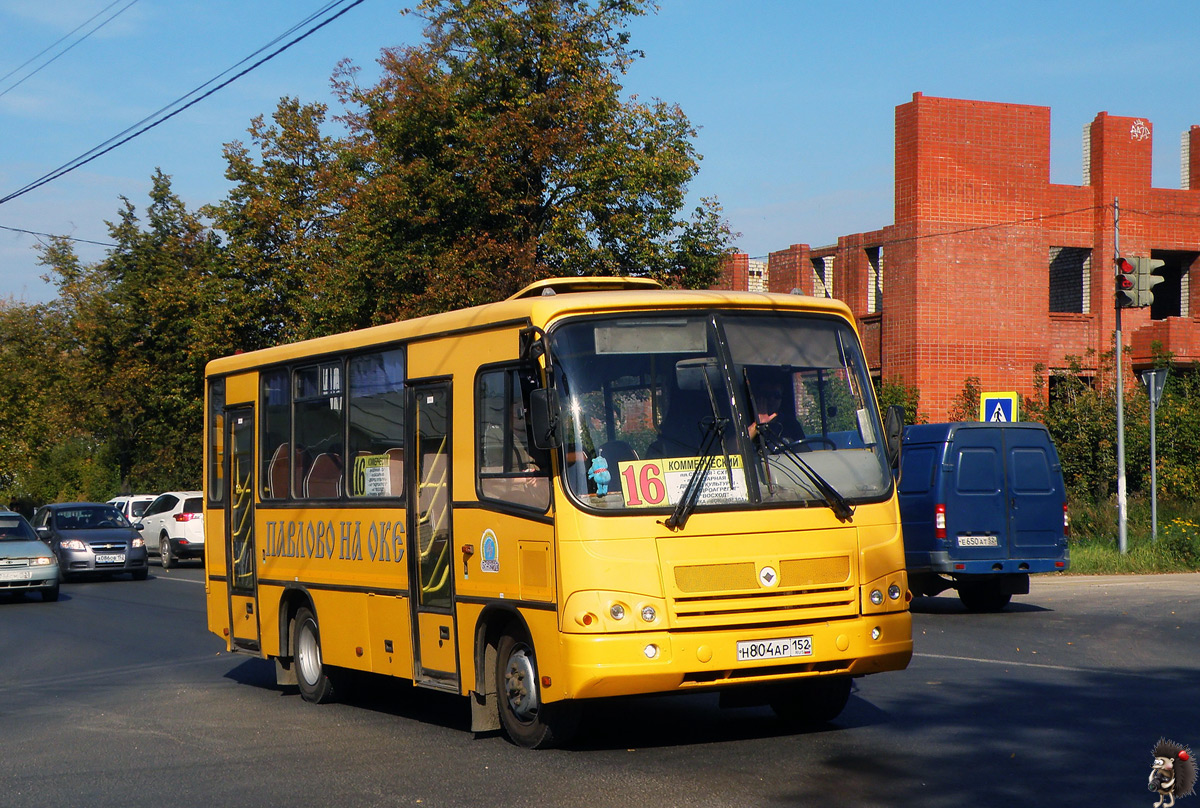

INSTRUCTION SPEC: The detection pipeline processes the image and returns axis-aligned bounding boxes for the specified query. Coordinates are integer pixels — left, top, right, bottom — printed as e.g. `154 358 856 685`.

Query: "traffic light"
1115 256 1137 307
1135 257 1166 307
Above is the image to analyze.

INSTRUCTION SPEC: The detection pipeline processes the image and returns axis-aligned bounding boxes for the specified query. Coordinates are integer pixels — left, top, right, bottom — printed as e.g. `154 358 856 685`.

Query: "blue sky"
1 0 1197 302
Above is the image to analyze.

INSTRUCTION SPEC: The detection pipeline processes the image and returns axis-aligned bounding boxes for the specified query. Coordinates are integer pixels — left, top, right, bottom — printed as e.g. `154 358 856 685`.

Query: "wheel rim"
502 644 539 722
296 619 322 686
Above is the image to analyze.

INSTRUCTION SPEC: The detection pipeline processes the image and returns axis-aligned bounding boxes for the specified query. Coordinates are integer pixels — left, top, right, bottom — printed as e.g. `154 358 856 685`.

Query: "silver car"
33 503 149 581
0 510 60 601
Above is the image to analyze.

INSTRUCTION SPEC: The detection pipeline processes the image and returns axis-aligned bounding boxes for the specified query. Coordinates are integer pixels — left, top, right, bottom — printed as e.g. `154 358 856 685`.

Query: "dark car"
33 502 149 581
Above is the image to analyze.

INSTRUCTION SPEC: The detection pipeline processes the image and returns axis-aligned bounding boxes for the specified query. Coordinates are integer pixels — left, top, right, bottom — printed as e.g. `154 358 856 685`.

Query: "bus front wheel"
294 606 337 704
496 628 578 749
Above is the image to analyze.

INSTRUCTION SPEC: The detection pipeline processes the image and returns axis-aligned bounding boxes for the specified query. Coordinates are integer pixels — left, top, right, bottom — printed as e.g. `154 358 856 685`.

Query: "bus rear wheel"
769 675 852 726
294 606 337 704
496 628 578 749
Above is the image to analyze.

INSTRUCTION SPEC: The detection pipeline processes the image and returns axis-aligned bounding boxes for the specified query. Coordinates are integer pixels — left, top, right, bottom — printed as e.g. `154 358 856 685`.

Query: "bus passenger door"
225 407 260 652
408 382 458 690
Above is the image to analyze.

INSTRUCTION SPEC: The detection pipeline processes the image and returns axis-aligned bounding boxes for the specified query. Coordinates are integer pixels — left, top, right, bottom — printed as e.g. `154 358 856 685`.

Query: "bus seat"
647 391 708 457
268 443 290 499
387 447 405 494
598 440 639 464
305 452 343 498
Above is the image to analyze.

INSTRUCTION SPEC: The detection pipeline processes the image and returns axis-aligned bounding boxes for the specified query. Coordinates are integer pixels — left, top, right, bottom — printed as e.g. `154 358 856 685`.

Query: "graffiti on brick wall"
1131 119 1151 141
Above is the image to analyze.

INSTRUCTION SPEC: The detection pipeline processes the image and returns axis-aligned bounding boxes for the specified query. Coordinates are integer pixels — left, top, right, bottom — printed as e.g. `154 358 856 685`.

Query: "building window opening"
866 247 883 313
1049 247 1090 314
811 256 833 298
747 260 767 293
1149 251 1196 321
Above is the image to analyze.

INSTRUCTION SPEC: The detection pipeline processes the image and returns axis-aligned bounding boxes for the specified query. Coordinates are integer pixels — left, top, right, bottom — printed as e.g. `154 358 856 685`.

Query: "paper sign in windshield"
618 456 749 508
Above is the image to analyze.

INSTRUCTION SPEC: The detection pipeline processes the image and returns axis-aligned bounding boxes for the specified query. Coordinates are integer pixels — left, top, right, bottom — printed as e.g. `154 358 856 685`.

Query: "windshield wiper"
743 371 777 493
663 414 726 530
759 430 854 522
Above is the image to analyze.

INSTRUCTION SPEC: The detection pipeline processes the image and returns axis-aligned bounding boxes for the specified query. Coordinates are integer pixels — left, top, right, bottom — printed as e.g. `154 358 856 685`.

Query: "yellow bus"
203 277 912 748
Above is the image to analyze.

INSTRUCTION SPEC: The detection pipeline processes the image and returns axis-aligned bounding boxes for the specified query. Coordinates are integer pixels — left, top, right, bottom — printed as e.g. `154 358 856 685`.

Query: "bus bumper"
555 611 912 701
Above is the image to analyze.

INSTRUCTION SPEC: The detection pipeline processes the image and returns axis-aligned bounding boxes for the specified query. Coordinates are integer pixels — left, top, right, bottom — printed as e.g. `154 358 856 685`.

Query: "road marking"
152 574 205 584
914 652 1148 678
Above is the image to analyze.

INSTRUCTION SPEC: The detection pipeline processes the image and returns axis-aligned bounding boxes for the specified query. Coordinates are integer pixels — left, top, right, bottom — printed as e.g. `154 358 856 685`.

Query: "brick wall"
717 93 1200 420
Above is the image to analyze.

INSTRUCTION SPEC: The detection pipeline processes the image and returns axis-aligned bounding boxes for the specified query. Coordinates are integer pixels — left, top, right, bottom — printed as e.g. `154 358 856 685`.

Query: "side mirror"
36 526 50 539
884 405 905 469
133 523 145 532
528 388 562 450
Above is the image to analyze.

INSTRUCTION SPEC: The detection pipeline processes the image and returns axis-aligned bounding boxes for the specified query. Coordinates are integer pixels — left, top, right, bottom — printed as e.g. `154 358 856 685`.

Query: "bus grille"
670 555 856 628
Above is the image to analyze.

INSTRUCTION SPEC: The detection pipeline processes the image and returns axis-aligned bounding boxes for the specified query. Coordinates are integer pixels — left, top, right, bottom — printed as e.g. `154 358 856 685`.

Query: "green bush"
1067 496 1200 573
1156 517 1200 568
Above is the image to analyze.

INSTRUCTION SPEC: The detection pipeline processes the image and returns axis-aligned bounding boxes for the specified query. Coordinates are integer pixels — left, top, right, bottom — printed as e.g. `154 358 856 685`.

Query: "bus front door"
409 382 458 690
225 407 260 651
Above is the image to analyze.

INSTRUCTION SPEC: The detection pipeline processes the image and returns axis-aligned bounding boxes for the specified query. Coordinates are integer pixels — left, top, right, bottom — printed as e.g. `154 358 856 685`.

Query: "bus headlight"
888 584 901 600
563 592 668 633
869 589 884 606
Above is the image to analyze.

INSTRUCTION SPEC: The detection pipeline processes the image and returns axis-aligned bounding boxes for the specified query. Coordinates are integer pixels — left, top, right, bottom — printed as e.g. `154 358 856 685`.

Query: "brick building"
716 92 1200 420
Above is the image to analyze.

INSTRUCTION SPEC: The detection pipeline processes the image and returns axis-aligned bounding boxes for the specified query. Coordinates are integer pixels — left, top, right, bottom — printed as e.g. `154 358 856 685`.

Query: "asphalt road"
2 566 1197 807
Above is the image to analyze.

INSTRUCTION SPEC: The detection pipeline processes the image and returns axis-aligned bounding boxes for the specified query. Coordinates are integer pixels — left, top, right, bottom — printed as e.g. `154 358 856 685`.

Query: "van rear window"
1010 448 1052 492
956 448 1000 493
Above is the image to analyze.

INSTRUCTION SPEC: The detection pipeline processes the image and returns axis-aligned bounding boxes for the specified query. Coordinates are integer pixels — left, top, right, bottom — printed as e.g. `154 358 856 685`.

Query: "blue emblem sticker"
481 529 499 573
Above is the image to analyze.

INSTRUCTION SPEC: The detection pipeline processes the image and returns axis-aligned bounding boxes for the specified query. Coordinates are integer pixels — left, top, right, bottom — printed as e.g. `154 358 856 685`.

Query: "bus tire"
496 628 578 749
294 606 337 704
958 580 1011 613
769 675 852 726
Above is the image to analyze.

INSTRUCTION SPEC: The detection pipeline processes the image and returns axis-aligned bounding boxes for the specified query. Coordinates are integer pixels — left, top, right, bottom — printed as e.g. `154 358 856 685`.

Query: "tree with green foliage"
204 98 357 343
321 0 735 320
36 171 222 494
947 376 981 423
874 376 924 426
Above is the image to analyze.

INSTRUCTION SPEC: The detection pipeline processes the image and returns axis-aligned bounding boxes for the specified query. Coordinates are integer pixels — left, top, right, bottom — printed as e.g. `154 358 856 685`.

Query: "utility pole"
1141 368 1169 542
1114 199 1128 555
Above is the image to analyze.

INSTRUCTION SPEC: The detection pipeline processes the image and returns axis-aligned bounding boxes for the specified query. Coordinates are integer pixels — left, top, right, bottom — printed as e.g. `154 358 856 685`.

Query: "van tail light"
934 503 946 540
1063 503 1070 538
174 513 200 522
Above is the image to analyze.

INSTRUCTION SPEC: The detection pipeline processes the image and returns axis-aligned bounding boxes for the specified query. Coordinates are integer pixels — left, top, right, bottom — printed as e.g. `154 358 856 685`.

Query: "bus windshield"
549 311 892 514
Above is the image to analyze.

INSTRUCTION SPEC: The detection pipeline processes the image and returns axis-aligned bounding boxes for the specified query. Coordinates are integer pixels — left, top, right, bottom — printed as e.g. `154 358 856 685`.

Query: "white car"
138 491 204 569
107 494 156 522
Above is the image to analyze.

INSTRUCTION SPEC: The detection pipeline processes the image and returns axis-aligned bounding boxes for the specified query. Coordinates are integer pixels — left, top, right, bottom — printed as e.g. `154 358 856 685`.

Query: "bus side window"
261 369 291 499
347 348 406 499
294 362 345 500
477 367 550 510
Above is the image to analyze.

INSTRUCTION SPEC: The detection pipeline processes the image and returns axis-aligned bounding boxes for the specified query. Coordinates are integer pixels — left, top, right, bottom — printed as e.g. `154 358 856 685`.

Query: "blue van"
897 422 1069 611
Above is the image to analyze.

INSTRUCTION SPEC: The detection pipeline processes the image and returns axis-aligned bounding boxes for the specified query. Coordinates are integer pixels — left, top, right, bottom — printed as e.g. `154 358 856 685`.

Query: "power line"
0 223 116 247
0 0 366 207
0 0 140 100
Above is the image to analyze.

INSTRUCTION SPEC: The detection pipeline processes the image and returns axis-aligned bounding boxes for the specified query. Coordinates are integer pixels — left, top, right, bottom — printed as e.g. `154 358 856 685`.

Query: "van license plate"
957 535 998 547
736 636 813 662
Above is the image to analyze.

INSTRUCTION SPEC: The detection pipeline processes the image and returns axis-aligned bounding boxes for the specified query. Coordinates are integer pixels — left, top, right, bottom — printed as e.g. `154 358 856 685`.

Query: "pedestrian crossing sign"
979 392 1019 423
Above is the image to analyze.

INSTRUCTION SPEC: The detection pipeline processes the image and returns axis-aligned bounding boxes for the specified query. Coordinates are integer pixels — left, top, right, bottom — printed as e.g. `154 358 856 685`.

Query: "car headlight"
132 537 145 548
60 539 87 551
31 556 54 566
